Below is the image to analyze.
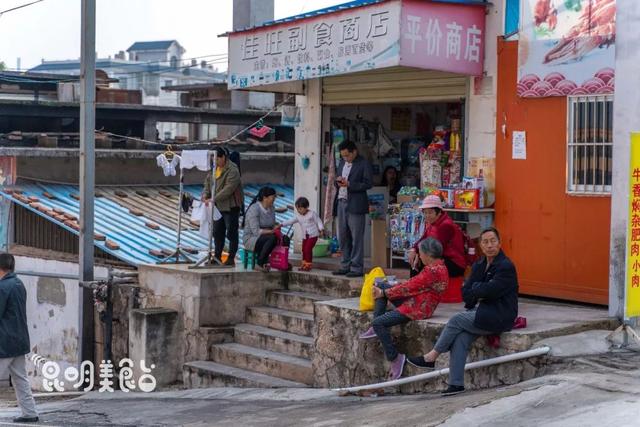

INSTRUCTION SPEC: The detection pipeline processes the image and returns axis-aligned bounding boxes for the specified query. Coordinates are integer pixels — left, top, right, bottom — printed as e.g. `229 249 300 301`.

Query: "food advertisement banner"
517 0 615 98
626 133 640 319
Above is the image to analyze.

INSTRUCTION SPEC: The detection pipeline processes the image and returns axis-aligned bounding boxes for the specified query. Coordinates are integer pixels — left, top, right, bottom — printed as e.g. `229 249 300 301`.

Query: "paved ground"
1 350 639 427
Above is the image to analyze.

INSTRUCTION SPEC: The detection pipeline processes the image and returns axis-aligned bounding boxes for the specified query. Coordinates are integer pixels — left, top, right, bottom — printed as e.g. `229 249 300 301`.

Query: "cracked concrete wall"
14 256 109 391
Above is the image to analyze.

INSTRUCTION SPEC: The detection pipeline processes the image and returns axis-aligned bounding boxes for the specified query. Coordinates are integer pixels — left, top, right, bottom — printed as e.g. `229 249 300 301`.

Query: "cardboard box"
397 194 420 204
371 219 389 268
454 189 480 210
438 188 455 208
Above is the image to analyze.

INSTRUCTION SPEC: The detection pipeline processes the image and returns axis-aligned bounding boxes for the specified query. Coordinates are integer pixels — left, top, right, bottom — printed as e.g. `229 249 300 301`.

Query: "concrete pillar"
294 79 323 213
231 0 275 111
143 117 157 142
129 308 179 387
609 0 640 319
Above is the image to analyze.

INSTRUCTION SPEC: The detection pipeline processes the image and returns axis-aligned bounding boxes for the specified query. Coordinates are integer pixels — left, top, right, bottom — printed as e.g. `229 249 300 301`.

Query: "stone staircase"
183 280 345 388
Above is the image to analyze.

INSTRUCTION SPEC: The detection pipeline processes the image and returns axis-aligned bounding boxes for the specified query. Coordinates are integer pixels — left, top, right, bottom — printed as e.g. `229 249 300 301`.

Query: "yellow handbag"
359 267 386 311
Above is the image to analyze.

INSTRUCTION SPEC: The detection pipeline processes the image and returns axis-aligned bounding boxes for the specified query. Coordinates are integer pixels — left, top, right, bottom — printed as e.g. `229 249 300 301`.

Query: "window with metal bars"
567 95 613 194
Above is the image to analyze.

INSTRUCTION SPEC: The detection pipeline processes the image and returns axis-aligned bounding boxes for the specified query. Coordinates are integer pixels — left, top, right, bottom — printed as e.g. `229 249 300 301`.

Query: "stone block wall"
312 299 545 393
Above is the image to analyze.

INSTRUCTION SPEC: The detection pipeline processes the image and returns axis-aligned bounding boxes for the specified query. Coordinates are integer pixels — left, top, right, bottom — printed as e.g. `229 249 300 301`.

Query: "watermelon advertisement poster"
517 0 615 98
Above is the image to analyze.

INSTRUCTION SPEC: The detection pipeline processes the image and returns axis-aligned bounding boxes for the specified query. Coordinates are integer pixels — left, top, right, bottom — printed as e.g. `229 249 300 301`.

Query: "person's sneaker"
388 353 406 380
358 327 377 339
223 259 236 267
13 416 39 423
345 271 364 278
441 384 465 396
406 356 435 369
332 270 349 276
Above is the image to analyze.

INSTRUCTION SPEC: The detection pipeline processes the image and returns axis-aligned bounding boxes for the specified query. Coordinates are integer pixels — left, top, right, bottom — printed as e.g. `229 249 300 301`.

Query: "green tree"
0 61 5 71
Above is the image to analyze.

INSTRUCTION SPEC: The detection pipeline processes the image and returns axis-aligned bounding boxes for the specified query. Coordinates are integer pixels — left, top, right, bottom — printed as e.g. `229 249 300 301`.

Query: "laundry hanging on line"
181 150 210 171
156 153 181 177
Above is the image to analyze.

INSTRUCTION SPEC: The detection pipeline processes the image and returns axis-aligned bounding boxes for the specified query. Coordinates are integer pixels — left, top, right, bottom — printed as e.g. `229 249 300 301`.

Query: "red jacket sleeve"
386 267 440 299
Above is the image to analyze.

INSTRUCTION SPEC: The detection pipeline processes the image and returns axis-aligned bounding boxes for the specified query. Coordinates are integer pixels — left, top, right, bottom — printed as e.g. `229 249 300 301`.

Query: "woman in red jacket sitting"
358 237 449 381
408 195 467 301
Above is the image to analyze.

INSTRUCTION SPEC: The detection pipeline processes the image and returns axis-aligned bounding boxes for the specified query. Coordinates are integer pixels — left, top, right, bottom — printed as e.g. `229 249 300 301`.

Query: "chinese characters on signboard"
227 0 486 89
229 2 401 89
626 133 640 319
400 0 485 75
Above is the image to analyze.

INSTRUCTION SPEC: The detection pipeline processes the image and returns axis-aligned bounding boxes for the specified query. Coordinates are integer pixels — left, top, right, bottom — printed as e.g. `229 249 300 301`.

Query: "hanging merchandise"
389 203 425 261
181 150 210 171
420 146 444 188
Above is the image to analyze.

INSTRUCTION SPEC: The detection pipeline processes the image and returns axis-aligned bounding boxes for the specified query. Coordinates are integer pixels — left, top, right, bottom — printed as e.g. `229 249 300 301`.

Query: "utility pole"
79 0 96 366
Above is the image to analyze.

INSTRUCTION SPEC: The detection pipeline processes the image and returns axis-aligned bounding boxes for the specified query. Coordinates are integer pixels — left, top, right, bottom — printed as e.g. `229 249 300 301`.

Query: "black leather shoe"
13 416 39 423
332 270 349 276
406 356 435 369
441 384 465 396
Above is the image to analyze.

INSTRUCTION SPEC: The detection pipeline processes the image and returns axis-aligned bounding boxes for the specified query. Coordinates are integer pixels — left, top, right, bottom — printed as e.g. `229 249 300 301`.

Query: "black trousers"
254 234 278 266
213 207 240 260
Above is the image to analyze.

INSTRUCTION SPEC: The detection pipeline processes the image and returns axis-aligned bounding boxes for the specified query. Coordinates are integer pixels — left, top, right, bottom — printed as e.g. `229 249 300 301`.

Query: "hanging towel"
181 150 210 171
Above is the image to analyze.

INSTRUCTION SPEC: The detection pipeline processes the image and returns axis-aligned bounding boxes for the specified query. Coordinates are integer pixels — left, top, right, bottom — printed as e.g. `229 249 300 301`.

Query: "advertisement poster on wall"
517 0 615 98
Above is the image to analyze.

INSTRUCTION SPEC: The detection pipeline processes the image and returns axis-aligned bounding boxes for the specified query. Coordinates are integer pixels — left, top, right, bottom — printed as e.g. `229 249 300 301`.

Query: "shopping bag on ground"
269 245 290 271
359 266 385 311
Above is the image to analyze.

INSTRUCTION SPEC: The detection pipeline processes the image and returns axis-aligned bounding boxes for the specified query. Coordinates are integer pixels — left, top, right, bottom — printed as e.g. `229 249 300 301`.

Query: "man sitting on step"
407 227 519 396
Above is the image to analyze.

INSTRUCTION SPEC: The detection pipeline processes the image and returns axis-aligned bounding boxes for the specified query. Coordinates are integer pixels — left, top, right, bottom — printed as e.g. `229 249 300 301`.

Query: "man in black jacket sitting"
407 227 519 396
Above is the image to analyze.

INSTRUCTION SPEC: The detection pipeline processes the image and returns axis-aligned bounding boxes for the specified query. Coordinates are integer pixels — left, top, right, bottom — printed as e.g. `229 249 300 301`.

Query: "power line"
0 0 44 17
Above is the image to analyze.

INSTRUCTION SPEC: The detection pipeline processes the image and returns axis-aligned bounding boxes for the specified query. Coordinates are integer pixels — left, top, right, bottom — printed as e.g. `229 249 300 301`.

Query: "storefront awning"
224 0 488 91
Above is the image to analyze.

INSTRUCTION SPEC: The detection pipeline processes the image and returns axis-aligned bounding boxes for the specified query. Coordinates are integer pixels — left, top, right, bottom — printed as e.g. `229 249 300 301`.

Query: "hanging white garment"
156 154 180 176
181 150 210 171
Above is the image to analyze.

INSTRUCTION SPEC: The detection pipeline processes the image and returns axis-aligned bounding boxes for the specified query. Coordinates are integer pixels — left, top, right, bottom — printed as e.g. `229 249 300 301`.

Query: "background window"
567 95 613 194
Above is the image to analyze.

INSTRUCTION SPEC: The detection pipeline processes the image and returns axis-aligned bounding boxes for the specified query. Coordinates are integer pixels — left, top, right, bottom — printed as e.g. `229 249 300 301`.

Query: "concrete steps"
183 360 308 389
234 323 313 359
246 306 314 336
209 343 313 384
266 290 330 315
287 271 362 298
184 288 333 389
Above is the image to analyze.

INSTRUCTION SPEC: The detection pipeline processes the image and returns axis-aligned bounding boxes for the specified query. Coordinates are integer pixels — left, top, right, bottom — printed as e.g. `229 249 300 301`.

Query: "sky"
0 0 341 71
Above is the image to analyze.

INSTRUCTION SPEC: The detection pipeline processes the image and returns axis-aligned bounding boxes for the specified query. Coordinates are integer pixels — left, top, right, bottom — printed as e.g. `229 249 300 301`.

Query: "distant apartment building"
30 40 225 140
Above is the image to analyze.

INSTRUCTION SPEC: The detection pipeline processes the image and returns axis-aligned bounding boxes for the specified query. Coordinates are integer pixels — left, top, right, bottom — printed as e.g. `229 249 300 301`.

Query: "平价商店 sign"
226 0 486 90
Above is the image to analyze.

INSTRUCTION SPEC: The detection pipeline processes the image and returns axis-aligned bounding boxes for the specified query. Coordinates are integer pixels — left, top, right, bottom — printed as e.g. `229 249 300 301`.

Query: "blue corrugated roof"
0 183 295 266
230 0 488 33
127 40 177 52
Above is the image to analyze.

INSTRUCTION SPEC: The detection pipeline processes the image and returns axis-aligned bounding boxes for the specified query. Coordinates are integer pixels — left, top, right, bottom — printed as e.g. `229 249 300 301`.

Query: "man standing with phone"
332 141 373 278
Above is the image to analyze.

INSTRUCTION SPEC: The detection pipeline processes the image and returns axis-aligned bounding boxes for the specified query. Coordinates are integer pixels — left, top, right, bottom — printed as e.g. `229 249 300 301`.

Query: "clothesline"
95 94 295 150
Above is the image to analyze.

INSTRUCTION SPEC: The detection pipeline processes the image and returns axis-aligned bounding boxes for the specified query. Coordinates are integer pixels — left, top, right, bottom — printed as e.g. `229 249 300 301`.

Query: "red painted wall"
495 39 610 305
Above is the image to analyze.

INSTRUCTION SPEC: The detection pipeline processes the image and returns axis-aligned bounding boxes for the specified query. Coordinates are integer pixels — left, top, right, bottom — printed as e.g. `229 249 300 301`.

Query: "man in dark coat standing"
332 140 373 278
407 228 519 396
0 253 39 423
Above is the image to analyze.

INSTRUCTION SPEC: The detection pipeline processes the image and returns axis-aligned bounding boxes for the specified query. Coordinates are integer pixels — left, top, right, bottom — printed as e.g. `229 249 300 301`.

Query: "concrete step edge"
246 306 314 321
234 323 314 345
212 343 312 368
183 360 308 388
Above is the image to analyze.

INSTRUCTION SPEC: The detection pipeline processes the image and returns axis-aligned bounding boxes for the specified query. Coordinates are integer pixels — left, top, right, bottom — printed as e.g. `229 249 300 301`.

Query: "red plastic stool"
441 275 463 303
